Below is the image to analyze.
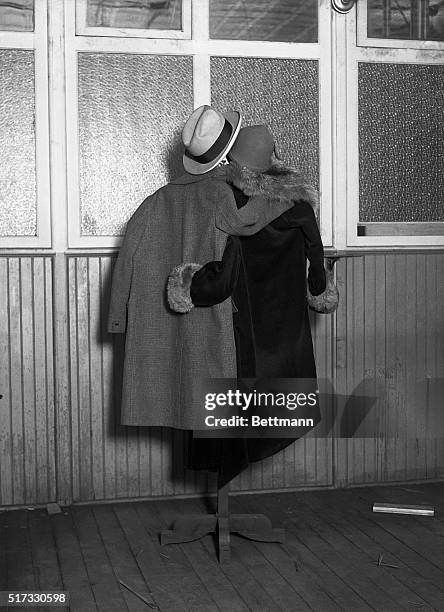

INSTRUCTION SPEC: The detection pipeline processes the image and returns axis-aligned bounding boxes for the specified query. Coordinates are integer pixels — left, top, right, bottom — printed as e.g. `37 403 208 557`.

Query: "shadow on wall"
314 376 444 440
165 131 185 183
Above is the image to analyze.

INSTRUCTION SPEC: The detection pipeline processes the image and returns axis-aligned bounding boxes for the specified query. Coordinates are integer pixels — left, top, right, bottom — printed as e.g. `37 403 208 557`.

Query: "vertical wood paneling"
0 257 55 506
302 312 334 487
67 256 335 501
88 257 105 500
77 257 93 500
21 259 37 504
335 253 444 487
100 256 117 500
1 252 443 508
0 258 12 504
33 260 51 499
53 253 72 506
374 255 386 481
436 253 444 477
63 253 443 501
67 256 79 501
9 258 25 505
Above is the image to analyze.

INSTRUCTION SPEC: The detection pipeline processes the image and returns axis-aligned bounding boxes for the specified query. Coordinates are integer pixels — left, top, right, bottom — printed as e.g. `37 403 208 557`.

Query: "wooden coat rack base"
160 479 285 563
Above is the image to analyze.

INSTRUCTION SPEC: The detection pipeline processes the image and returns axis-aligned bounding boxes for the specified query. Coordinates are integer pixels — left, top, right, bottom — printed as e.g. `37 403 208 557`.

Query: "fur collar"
225 161 319 216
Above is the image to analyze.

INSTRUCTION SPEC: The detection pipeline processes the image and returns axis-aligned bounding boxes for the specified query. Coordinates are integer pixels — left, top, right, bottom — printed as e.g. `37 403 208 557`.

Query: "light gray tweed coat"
107 166 295 429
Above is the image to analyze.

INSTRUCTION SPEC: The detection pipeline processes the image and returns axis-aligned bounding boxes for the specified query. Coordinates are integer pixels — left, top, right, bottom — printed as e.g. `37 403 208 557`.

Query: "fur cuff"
167 263 202 313
307 268 339 314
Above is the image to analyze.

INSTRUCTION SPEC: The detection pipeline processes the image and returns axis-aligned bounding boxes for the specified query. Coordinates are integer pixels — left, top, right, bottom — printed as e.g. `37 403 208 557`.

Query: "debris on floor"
119 579 158 609
46 502 63 515
376 553 400 569
372 502 434 516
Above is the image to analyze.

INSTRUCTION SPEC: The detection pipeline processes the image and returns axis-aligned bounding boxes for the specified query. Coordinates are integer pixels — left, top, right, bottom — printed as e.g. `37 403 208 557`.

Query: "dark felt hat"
227 124 275 171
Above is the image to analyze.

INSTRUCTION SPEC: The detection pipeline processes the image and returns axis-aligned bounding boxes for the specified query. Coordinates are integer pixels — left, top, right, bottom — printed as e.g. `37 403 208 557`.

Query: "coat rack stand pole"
160 474 285 563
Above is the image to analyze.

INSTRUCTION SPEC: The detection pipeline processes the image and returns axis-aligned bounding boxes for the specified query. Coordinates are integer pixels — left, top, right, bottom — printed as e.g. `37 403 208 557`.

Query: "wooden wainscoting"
0 256 55 506
65 256 335 502
334 253 444 486
0 252 443 507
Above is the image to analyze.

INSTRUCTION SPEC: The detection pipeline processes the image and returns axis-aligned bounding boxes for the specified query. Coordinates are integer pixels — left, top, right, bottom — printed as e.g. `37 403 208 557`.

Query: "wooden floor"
1 483 444 611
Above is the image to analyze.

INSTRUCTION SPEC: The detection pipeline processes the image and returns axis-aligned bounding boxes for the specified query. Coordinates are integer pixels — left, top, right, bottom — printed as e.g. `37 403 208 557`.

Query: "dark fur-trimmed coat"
227 161 339 314
169 161 339 317
168 161 338 484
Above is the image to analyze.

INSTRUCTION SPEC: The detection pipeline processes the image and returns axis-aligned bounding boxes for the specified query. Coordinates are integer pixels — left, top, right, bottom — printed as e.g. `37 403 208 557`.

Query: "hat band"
185 119 232 164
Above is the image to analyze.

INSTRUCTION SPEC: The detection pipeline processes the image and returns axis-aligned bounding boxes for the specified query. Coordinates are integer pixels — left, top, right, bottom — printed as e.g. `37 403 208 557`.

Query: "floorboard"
339 487 444 595
179 496 301 611
147 498 250 612
234 494 350 611
70 506 129 611
92 504 154 612
50 510 97 611
169 496 285 611
0 510 8 590
298 490 432 609
113 502 192 611
313 487 444 607
244 493 374 610
3 510 38 591
137 500 219 612
359 486 444 568
227 495 315 611
28 508 65 612
1 483 443 611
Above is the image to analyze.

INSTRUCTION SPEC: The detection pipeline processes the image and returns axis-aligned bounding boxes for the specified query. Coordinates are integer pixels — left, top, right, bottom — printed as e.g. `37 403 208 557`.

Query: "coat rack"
160 474 285 563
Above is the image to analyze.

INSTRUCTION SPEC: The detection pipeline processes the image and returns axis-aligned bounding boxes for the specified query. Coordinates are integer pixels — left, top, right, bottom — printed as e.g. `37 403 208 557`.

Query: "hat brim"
183 111 242 175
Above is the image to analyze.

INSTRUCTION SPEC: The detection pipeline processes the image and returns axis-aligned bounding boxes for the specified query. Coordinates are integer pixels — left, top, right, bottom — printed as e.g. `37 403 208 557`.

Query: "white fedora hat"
182 105 242 175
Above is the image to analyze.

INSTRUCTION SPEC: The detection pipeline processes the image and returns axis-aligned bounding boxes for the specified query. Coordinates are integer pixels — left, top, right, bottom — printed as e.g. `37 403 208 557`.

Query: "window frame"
357 0 444 50
343 6 444 249
66 0 333 249
75 0 192 39
0 0 51 248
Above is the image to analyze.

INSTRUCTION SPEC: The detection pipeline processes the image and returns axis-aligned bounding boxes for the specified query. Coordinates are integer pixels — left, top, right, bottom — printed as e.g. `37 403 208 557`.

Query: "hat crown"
182 105 225 156
182 105 242 175
228 125 275 172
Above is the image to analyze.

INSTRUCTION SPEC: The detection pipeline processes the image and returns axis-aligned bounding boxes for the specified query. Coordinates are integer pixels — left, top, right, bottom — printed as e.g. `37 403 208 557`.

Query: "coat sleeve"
190 235 242 306
289 201 326 296
166 236 242 313
288 201 339 314
107 209 147 333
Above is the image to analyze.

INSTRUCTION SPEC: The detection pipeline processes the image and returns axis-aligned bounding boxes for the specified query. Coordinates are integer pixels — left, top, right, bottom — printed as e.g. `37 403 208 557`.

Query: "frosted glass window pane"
0 50 36 237
211 57 319 188
78 53 193 236
368 0 444 42
359 62 444 222
86 0 182 30
0 0 33 31
210 0 317 42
